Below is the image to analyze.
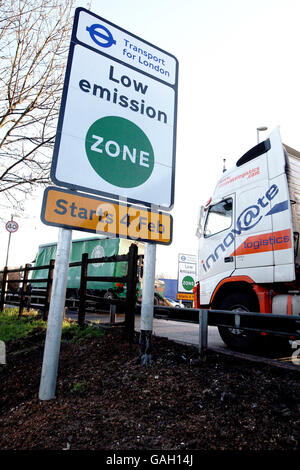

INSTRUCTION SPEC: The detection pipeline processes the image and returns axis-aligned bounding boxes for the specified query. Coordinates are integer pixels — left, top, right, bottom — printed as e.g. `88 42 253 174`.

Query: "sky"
1 0 300 278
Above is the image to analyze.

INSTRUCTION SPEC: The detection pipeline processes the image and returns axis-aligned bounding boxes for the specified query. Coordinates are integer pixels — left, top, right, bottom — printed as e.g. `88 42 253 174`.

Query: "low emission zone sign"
51 7 178 209
177 254 197 301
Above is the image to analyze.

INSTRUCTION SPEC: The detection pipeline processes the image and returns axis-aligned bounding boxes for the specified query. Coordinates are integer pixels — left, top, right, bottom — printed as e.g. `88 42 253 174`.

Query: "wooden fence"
0 243 140 341
0 260 55 319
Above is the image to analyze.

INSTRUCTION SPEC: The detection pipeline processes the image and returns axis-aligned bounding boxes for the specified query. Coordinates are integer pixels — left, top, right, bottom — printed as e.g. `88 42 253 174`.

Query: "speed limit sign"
5 220 19 233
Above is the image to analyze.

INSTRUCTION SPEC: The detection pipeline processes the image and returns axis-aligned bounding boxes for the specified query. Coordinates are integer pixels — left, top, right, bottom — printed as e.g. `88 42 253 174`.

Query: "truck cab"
196 128 300 350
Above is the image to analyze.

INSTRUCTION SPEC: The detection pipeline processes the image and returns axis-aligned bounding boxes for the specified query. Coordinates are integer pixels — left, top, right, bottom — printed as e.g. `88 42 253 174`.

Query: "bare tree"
0 0 81 217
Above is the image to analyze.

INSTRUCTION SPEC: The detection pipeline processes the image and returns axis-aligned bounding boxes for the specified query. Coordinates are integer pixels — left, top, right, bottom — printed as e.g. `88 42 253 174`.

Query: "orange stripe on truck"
230 229 292 257
287 295 293 316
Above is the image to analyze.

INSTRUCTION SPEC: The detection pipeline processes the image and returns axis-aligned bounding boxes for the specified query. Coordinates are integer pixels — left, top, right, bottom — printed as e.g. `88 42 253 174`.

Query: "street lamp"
257 126 268 144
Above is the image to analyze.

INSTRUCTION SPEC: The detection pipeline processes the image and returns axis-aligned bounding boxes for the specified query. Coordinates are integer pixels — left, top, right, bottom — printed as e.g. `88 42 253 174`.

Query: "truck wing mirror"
196 206 205 238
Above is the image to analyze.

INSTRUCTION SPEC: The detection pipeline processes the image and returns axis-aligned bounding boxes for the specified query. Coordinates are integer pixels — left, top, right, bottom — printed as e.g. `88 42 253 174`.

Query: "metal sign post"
39 228 72 400
139 242 156 365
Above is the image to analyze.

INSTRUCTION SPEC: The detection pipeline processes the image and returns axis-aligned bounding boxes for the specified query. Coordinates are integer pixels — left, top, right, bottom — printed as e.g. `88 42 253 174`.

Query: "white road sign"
5 220 18 233
51 8 178 209
177 253 197 295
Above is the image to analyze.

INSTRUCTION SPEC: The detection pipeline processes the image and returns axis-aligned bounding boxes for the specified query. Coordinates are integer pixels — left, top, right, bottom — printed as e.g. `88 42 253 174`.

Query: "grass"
0 308 105 344
62 323 105 342
0 308 46 343
70 381 87 394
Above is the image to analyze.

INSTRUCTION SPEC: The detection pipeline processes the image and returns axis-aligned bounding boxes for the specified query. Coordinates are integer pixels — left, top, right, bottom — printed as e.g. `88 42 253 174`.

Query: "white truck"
195 127 300 350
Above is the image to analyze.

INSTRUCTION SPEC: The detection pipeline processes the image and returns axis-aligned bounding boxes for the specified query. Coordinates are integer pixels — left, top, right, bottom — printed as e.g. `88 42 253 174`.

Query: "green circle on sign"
182 276 195 291
85 116 154 188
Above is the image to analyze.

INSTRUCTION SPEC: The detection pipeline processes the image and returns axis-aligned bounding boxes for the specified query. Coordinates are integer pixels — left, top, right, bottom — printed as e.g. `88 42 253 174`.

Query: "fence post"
199 309 208 362
0 267 8 312
43 259 55 321
19 264 30 316
110 304 116 324
78 253 88 327
125 244 138 343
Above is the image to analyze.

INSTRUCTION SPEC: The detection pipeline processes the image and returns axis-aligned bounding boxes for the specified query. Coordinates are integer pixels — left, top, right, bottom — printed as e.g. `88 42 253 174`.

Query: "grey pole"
199 309 208 362
256 126 268 144
139 242 156 365
5 214 14 267
5 232 11 268
39 228 72 400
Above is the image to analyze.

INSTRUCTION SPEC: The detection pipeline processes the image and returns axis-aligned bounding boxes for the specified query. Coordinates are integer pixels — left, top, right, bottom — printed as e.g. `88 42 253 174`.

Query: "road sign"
41 187 172 245
39 8 177 399
50 8 178 209
177 253 197 300
5 220 18 233
177 292 194 301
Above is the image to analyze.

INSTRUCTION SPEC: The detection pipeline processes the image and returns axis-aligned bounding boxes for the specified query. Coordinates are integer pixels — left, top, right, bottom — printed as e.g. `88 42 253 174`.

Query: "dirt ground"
0 326 299 451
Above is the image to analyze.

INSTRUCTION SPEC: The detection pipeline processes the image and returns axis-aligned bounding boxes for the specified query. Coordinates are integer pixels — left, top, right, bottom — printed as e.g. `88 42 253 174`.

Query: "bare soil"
0 326 299 451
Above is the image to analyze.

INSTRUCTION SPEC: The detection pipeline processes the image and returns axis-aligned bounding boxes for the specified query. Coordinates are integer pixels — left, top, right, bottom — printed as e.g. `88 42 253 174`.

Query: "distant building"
158 278 177 300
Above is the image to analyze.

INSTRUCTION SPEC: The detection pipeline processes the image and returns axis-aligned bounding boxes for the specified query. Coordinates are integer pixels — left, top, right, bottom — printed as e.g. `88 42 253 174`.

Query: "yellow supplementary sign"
41 187 172 245
177 292 194 301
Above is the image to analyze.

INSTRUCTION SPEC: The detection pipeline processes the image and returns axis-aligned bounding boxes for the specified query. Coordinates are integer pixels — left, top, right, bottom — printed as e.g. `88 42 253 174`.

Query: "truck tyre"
260 334 291 354
217 291 259 352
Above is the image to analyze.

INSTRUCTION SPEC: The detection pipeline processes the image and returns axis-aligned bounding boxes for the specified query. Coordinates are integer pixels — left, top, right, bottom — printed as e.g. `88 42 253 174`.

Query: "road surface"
67 310 224 347
66 311 299 370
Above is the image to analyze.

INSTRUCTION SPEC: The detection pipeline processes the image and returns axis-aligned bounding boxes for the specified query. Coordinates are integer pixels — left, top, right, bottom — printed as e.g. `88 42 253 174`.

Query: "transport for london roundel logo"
85 116 154 188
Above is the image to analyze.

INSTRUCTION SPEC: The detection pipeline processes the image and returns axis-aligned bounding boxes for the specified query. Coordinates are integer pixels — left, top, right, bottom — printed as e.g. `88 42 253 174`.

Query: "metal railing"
152 305 300 359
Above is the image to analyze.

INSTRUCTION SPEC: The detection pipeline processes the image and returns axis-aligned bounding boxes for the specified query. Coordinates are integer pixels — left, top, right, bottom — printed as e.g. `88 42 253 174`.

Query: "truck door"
199 196 236 288
232 184 274 281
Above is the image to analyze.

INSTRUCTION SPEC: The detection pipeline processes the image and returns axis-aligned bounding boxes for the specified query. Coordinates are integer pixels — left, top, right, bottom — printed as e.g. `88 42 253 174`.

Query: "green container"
31 236 144 297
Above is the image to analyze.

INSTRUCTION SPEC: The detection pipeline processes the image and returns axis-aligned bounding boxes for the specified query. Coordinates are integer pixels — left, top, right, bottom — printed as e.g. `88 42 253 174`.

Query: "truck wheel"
260 334 291 354
217 291 259 352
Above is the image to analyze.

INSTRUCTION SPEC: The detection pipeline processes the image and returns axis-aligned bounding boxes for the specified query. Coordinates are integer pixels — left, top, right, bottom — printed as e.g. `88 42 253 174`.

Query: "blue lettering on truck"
202 184 288 272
